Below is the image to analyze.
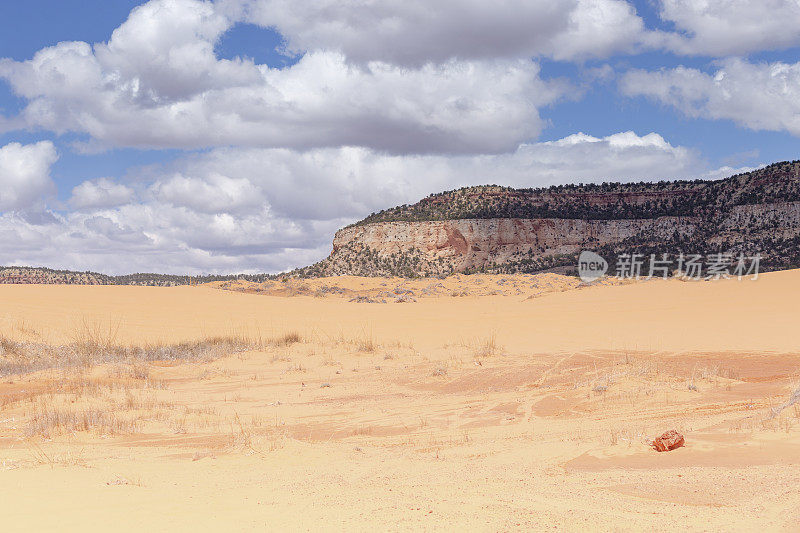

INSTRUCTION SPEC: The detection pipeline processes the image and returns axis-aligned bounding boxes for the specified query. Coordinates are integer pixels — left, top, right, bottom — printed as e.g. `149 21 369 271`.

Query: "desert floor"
0 271 798 531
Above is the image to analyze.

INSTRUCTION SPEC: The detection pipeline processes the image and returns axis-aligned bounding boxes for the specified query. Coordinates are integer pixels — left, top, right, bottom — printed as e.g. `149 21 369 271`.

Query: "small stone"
652 430 685 452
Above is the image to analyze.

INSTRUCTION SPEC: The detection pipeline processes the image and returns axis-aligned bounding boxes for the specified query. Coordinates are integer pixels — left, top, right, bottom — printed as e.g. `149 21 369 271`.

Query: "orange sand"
0 271 798 531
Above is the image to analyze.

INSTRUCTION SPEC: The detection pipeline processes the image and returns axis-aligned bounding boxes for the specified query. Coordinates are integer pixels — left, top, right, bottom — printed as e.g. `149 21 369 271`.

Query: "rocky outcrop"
331 216 699 273
299 160 800 277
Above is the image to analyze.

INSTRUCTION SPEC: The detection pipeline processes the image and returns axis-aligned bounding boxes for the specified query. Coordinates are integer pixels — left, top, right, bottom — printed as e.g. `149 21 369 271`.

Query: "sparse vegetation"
273 331 303 346
0 266 279 286
352 161 800 226
0 327 302 377
25 404 141 438
473 333 501 358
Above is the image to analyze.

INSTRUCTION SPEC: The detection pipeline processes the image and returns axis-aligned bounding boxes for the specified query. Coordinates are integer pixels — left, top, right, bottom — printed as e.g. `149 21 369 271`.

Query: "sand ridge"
207 271 629 301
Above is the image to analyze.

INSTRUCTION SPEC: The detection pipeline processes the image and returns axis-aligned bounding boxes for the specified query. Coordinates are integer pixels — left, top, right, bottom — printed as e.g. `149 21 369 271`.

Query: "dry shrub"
329 331 378 354
473 333 500 358
227 412 254 451
27 443 88 468
71 317 121 361
271 331 302 347
25 404 140 438
108 362 150 381
0 337 59 375
0 332 279 377
357 336 377 353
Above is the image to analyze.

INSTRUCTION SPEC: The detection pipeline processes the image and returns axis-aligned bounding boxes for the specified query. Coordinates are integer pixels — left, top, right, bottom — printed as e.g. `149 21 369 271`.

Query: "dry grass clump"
108 362 151 381
326 330 381 354
1 325 312 446
356 336 377 353
25 404 141 438
70 317 122 357
0 337 60 376
0 324 304 377
0 335 254 377
473 333 501 358
16 373 199 439
270 331 303 347
28 446 88 468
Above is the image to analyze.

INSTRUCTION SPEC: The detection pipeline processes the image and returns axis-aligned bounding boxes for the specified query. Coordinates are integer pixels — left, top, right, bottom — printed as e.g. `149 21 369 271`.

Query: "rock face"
652 430 685 452
331 216 698 273
299 161 800 277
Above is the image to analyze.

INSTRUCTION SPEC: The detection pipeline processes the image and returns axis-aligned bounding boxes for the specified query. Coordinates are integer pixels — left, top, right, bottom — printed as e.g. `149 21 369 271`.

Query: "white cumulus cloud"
70 178 135 209
656 0 800 56
0 0 568 154
233 0 650 65
620 58 800 136
148 172 264 213
0 141 58 211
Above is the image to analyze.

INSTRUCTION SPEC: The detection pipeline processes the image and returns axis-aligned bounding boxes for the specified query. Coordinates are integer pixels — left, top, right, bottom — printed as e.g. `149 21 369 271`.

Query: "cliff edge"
299 160 800 277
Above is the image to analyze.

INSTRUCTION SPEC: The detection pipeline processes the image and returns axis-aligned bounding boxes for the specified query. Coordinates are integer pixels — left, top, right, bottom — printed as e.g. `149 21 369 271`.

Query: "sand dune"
0 270 796 352
0 271 798 531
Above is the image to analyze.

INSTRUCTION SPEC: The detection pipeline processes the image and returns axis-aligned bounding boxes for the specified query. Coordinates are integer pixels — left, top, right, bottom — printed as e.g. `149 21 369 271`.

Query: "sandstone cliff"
301 160 800 277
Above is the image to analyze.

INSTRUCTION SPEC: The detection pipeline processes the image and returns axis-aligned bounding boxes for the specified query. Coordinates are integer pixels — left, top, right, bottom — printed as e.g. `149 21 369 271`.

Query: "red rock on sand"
652 430 685 452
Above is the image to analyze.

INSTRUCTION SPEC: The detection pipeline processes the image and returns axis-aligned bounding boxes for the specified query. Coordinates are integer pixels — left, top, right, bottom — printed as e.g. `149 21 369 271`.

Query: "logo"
578 250 608 283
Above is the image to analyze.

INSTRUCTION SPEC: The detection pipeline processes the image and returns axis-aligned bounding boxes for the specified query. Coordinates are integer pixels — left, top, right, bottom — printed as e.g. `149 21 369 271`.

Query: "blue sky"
0 0 799 274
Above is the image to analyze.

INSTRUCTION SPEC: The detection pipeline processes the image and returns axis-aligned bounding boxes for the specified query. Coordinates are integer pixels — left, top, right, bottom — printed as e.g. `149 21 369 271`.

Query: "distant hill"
0 266 275 286
298 160 800 277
